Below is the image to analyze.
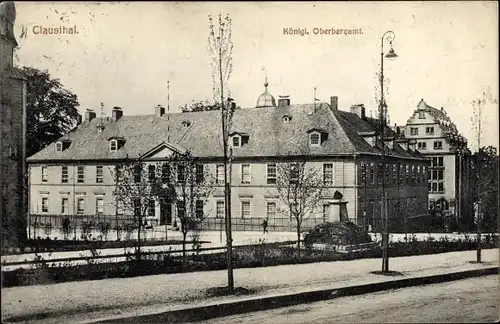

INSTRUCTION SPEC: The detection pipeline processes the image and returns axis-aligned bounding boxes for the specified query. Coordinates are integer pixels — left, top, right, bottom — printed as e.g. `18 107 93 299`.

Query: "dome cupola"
256 78 276 108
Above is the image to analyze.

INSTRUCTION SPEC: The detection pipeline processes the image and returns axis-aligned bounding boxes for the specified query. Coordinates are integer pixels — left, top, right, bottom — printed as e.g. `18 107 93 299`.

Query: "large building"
395 99 473 229
27 83 429 234
1 1 27 247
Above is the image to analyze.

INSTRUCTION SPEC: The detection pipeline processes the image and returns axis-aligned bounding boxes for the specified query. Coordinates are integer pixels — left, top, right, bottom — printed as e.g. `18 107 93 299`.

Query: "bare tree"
112 160 159 259
167 151 215 269
275 156 326 257
208 12 235 293
471 91 487 263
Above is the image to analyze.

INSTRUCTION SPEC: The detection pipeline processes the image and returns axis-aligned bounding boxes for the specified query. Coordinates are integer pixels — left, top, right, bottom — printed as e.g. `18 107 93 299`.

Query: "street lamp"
379 31 398 273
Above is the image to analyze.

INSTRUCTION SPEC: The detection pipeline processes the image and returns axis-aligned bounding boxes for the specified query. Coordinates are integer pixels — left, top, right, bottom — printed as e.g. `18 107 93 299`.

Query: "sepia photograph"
1 1 499 323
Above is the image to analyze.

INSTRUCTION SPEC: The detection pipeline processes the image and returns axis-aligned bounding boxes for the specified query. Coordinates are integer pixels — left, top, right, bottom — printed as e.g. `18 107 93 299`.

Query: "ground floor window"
266 201 277 218
216 200 225 218
241 200 251 218
41 197 49 213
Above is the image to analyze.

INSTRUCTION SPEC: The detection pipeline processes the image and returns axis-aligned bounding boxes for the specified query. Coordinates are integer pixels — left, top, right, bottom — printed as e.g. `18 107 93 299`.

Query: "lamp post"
379 31 398 273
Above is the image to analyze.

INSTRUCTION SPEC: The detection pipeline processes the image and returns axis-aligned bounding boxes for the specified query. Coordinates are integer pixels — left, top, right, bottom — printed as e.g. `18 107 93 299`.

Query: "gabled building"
27 83 429 234
1 1 27 247
394 99 473 228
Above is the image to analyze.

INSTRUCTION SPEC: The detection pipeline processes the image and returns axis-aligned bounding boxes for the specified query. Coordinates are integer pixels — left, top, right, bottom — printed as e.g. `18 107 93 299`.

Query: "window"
241 164 251 184
405 165 410 183
134 199 141 216
360 164 367 185
290 164 299 184
369 163 375 184
438 182 444 192
195 164 204 184
418 111 425 119
399 164 404 184
61 197 69 214
61 166 68 183
426 126 435 135
177 201 185 219
232 136 240 147
431 156 444 167
377 163 383 184
148 165 156 182
322 204 330 221
283 116 291 123
267 163 277 184
134 165 142 183
216 200 225 218
96 198 104 215
77 197 85 215
177 165 185 183
309 133 320 147
162 163 170 183
216 164 225 185
41 197 49 213
77 166 85 183
110 139 118 151
266 201 277 218
241 200 251 218
42 166 48 183
392 164 398 184
96 165 104 183
148 199 155 217
385 164 390 184
417 142 427 150
323 163 333 186
410 127 419 135
196 200 204 219
55 142 63 152
411 165 416 184
434 141 443 150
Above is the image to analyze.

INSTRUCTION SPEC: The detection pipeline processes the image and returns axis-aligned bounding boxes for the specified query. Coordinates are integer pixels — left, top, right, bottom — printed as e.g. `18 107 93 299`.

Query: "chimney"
350 104 366 120
112 107 123 121
155 105 165 117
330 96 338 110
85 109 96 122
278 96 290 108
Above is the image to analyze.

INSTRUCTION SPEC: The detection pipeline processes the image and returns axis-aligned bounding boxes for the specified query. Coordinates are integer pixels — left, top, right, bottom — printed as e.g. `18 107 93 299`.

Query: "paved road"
197 276 499 324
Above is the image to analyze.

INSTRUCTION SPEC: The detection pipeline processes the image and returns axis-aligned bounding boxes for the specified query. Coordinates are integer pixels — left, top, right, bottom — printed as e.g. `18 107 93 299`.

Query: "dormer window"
310 133 320 147
418 111 425 119
230 132 249 148
232 136 241 147
55 140 71 152
182 120 191 128
307 128 328 148
283 115 292 123
110 139 118 151
108 136 125 151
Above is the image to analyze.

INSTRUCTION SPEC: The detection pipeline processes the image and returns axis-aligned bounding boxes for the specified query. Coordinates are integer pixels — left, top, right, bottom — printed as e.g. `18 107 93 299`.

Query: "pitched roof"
28 102 425 162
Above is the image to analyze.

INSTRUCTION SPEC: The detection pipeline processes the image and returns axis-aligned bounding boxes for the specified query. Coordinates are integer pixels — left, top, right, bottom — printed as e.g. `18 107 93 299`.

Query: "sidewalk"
2 249 498 324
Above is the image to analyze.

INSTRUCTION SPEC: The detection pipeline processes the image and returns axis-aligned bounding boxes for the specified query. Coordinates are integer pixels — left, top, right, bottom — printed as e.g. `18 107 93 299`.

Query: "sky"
13 1 499 150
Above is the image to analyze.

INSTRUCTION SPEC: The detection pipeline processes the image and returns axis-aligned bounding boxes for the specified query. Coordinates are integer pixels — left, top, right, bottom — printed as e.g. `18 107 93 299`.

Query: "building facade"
1 1 27 247
27 84 429 234
395 99 473 228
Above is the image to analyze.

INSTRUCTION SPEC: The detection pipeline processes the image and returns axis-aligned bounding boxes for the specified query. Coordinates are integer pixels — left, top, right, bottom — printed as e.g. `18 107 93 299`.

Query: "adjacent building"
1 1 27 246
394 99 473 228
27 83 429 234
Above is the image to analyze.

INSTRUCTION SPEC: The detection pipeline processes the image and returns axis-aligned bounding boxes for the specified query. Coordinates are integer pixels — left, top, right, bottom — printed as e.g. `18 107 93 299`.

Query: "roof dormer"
358 131 377 147
181 120 191 128
55 139 72 152
230 132 249 148
282 114 292 123
108 136 126 151
307 128 328 147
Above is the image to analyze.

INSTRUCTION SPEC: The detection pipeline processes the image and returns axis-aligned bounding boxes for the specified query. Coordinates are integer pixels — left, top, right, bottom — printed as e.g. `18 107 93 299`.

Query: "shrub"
303 221 372 249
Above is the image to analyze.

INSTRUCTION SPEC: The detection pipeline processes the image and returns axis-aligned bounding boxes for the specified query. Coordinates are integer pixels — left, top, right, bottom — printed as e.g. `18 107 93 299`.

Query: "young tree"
167 151 214 269
208 12 235 293
22 67 81 157
112 160 162 258
275 158 326 257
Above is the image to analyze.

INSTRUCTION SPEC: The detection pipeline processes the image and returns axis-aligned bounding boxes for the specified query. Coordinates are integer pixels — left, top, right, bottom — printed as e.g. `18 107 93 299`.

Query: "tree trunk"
296 223 301 258
182 232 187 272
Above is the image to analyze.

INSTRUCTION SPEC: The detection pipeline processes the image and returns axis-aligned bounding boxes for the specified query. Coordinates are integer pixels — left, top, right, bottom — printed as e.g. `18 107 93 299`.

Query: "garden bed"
2 235 498 288
2 238 211 255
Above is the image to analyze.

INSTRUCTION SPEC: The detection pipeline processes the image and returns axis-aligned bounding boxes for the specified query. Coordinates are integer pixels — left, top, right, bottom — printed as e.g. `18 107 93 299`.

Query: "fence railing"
1 240 298 268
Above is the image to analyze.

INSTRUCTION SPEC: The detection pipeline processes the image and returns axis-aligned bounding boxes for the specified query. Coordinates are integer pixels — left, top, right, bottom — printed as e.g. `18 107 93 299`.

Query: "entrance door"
160 200 172 225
